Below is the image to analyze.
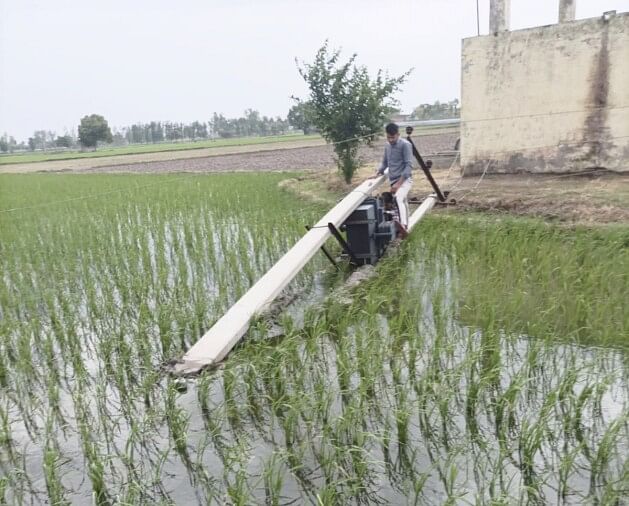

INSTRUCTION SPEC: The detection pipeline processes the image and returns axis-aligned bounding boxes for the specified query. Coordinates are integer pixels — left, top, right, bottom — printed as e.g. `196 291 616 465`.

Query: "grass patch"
424 214 629 349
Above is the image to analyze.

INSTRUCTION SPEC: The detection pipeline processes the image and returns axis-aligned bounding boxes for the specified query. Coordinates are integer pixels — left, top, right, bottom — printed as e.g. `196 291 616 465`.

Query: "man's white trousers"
394 178 412 227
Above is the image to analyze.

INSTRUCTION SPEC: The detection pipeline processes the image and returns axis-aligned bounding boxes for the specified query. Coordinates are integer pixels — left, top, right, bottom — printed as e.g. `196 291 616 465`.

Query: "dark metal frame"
305 225 340 269
405 126 448 203
327 222 360 266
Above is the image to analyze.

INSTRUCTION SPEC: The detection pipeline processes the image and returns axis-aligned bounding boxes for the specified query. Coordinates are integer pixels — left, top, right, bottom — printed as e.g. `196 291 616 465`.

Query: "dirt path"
410 168 629 225
320 158 628 226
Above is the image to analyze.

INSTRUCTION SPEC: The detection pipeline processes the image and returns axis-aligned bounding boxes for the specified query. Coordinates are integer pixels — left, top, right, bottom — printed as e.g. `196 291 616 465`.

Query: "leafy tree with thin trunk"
0 134 9 153
297 42 411 182
55 135 73 148
78 114 113 149
287 101 316 135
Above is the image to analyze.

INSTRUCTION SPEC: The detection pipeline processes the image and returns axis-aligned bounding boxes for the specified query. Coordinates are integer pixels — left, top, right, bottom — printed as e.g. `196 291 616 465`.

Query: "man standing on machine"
372 123 413 228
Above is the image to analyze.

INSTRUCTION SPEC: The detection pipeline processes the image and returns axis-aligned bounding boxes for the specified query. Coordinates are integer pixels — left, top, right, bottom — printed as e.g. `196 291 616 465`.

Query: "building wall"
461 12 629 174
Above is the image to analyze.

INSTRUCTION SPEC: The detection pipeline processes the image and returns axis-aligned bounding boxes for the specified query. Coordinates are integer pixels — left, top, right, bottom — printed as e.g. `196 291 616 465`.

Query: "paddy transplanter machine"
327 126 454 267
170 128 453 375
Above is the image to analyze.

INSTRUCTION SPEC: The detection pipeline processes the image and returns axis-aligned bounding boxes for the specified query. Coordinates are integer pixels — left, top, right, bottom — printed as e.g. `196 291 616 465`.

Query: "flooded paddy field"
0 173 626 504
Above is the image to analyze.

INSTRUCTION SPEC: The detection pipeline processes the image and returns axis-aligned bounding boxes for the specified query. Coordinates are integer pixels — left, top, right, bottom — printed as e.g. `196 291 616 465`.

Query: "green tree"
411 99 460 120
296 42 410 182
78 114 113 149
190 121 207 140
150 121 164 142
55 135 73 148
0 134 8 153
26 130 51 151
244 109 261 136
112 130 126 146
287 101 316 134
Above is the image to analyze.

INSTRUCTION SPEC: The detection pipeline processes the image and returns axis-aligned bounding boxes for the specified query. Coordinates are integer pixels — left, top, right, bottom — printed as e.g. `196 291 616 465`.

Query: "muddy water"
174 309 626 504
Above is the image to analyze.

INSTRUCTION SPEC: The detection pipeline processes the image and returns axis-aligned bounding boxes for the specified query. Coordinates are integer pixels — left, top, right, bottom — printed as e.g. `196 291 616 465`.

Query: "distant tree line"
410 99 459 120
210 110 290 139
0 109 300 153
115 112 291 145
0 100 459 154
115 120 206 145
0 130 76 153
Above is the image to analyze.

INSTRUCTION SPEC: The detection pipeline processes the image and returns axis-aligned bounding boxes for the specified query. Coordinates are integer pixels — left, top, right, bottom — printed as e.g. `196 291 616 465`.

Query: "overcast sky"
1 0 627 141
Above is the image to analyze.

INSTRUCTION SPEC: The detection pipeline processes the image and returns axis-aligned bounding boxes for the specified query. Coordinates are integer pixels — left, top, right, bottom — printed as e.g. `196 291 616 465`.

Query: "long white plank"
170 175 387 375
407 194 437 231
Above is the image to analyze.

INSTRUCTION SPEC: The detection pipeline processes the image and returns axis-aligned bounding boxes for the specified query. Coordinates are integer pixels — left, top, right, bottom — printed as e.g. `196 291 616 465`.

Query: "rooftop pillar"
489 0 511 33
559 0 576 23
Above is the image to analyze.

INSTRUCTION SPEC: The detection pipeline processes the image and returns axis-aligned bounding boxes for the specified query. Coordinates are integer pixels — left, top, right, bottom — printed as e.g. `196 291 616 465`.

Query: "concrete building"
461 1 629 174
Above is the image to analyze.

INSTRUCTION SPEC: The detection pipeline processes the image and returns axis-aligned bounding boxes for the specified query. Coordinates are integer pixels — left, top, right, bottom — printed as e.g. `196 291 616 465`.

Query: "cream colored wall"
461 12 629 174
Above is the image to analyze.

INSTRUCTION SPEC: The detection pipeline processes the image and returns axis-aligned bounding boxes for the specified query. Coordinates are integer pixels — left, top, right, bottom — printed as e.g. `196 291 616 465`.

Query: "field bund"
0 172 626 504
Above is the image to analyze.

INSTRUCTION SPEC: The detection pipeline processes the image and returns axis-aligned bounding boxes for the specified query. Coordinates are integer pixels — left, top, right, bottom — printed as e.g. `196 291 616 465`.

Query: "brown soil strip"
66 132 459 174
0 138 326 173
414 169 629 225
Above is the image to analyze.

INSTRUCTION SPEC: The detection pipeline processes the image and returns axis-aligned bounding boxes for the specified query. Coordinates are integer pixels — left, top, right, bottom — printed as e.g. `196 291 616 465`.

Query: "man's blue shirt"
377 137 413 183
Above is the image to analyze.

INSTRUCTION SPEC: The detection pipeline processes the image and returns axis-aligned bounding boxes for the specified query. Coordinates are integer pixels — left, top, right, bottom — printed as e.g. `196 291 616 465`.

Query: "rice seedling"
0 174 626 504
